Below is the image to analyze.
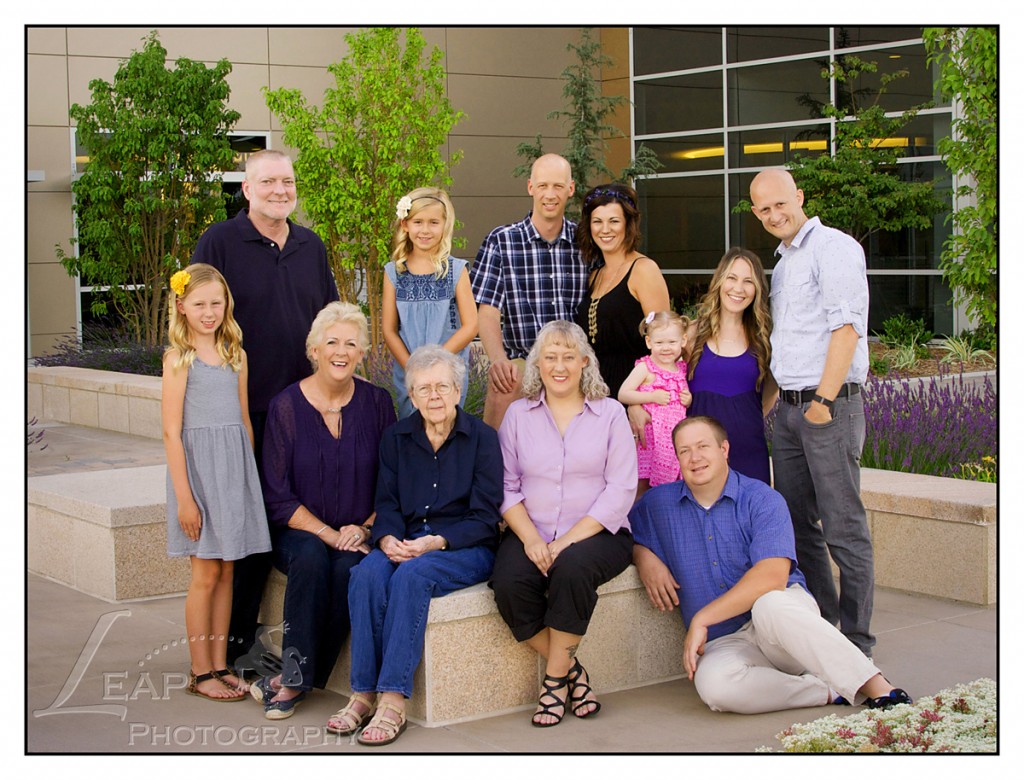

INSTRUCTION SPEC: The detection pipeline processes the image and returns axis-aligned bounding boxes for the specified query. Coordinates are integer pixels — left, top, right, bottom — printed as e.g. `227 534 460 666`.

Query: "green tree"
738 55 945 245
58 32 239 346
513 28 662 219
264 27 464 352
924 27 998 333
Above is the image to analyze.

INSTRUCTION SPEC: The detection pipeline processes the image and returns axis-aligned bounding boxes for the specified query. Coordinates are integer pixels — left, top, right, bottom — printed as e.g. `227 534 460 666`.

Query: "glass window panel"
642 134 726 174
728 173 782 268
229 135 269 172
633 27 722 75
727 124 831 169
224 182 246 219
726 27 829 62
635 72 723 135
838 45 936 113
857 112 951 159
665 273 713 315
728 59 830 127
836 27 923 48
867 274 955 336
638 175 725 271
864 161 952 271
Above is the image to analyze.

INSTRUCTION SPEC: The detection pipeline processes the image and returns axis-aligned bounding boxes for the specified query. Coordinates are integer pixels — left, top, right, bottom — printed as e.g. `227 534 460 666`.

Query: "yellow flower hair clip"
170 270 191 296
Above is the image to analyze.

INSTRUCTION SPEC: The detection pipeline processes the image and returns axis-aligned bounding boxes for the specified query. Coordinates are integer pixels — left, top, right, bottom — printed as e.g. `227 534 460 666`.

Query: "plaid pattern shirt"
470 214 586 360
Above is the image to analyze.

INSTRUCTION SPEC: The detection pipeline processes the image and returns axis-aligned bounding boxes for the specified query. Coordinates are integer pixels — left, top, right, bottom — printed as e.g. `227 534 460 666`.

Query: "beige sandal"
327 692 377 735
356 701 407 746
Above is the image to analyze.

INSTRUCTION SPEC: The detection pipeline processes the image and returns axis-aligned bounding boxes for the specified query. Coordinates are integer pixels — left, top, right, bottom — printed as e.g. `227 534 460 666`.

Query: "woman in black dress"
573 183 670 402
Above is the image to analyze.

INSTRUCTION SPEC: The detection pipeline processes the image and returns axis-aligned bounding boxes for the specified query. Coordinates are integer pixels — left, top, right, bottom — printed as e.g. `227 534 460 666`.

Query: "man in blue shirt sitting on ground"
629 415 911 714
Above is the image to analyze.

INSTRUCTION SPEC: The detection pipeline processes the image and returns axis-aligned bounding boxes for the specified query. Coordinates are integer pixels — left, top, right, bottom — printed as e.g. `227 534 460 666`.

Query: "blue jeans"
771 394 875 655
272 528 365 691
348 546 495 699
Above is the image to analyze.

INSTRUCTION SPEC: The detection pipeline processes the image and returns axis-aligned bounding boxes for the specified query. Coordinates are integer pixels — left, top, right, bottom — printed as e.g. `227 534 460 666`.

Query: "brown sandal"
327 692 377 735
211 667 248 694
187 670 246 702
357 701 407 746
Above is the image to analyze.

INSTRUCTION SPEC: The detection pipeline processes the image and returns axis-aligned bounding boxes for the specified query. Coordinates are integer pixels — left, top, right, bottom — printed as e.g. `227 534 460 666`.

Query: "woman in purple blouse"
250 302 396 719
491 320 636 727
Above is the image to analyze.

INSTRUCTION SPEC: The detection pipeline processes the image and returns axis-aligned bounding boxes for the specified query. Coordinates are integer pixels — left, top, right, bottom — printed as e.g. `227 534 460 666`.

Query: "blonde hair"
166 263 244 371
391 187 455 278
244 149 292 178
639 311 691 360
689 248 772 389
520 320 609 401
305 301 369 371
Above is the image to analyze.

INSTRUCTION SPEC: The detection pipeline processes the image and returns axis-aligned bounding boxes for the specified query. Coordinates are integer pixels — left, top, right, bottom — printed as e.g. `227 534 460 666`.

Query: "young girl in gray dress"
163 263 271 703
382 187 478 417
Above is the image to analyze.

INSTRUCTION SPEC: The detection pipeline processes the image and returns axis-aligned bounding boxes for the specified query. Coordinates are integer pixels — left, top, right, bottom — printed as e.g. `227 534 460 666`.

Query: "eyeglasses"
412 383 455 399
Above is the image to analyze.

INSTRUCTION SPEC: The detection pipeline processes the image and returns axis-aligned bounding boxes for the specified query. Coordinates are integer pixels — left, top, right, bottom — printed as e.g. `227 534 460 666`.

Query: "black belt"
780 383 860 406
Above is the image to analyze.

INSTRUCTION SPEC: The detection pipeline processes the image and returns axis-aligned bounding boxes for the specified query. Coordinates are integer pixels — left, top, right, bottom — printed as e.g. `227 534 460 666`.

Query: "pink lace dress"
635 355 689 486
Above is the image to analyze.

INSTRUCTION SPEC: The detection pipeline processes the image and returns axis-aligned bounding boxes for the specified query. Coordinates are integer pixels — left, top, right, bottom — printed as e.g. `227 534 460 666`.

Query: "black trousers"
227 410 273 664
490 528 633 642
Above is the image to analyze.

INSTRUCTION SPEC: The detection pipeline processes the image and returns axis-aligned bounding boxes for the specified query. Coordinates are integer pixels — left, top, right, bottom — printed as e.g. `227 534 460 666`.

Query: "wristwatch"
812 394 834 408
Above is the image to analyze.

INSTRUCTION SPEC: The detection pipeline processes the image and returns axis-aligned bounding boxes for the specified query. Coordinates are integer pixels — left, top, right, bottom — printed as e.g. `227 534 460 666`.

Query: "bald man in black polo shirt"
192 149 339 666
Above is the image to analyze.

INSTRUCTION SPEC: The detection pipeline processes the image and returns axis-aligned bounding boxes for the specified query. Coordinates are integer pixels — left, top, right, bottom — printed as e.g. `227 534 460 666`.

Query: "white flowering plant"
759 678 997 753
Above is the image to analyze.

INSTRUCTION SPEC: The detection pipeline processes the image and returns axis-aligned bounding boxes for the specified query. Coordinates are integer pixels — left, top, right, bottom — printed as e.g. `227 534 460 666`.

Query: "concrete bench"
29 366 163 439
861 468 996 604
257 565 686 727
28 465 189 600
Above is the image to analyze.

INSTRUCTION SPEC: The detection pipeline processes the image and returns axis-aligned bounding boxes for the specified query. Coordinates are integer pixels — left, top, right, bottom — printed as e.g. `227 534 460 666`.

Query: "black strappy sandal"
532 673 569 728
567 658 602 719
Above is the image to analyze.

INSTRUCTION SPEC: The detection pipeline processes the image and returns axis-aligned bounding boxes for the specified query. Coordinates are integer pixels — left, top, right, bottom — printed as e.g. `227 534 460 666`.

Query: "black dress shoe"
865 688 913 709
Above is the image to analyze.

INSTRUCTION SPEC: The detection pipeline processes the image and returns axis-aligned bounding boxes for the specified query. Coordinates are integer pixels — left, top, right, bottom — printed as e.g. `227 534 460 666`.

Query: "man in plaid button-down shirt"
470 154 588 429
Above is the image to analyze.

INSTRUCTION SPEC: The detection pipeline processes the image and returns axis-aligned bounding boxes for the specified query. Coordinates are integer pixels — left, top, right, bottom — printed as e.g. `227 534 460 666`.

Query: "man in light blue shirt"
749 168 874 657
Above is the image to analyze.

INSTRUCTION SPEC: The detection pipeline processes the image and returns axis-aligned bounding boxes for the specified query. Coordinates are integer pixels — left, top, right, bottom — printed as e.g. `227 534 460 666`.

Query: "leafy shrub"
34 325 164 377
869 352 892 376
877 313 933 354
939 335 993 366
889 343 922 371
861 367 996 480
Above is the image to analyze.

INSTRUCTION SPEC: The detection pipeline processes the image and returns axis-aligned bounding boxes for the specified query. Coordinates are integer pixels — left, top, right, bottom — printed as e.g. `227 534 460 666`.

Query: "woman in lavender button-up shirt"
490 320 636 728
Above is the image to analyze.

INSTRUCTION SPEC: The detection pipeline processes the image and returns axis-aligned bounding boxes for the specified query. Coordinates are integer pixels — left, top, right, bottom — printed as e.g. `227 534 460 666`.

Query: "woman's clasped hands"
380 534 445 564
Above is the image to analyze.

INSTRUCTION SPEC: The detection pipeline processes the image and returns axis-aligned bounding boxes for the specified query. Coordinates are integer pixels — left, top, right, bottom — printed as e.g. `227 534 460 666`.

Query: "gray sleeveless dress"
166 357 271 561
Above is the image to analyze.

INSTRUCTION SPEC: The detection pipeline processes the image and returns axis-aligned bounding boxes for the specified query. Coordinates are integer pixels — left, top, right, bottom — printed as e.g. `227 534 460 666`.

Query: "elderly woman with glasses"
491 320 636 727
326 344 504 746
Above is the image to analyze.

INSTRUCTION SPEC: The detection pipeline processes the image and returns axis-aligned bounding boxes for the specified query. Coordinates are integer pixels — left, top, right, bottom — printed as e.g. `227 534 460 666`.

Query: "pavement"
24 421 998 757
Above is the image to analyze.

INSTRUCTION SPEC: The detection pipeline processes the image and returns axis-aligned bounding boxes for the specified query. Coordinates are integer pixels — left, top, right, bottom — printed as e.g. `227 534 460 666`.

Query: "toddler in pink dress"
618 311 692 488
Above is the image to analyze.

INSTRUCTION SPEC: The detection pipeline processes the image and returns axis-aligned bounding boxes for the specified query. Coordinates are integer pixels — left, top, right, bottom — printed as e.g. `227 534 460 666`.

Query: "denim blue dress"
385 257 470 417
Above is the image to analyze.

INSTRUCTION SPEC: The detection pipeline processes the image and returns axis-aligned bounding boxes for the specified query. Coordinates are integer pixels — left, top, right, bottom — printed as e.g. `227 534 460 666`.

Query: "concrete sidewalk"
25 421 997 753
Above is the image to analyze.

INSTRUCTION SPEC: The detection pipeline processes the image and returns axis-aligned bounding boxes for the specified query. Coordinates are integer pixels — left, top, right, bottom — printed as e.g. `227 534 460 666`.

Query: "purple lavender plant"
861 366 996 479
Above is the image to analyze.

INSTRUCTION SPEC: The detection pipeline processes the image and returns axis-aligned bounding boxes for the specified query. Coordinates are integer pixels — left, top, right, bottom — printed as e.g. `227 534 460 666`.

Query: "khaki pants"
693 584 880 714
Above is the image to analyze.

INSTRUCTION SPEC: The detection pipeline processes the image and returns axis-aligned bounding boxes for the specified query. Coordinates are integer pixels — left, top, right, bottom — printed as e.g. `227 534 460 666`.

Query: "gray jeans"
771 394 875 655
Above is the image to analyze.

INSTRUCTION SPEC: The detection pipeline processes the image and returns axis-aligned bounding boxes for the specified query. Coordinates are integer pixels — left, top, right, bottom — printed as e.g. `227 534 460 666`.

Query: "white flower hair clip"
396 196 413 219
644 311 656 324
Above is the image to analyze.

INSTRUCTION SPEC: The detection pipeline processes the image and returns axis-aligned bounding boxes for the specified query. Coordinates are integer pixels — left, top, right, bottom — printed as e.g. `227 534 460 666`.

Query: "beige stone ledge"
258 567 686 727
861 467 996 525
27 465 190 600
29 366 162 438
861 468 996 605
